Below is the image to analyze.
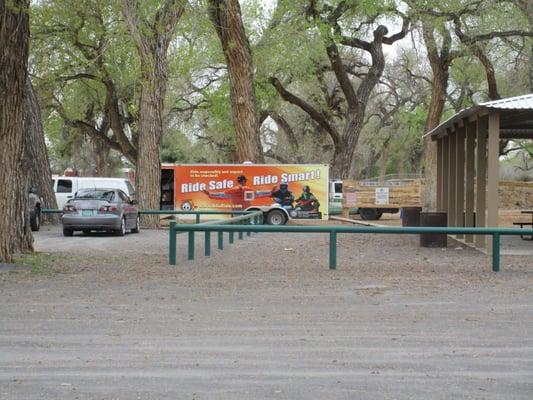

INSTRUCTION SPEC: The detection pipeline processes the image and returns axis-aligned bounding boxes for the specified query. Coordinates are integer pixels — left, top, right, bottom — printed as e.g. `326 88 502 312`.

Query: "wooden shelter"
424 94 533 250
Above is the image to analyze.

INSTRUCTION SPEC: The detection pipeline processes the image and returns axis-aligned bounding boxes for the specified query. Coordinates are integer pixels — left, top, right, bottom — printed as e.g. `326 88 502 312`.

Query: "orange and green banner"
161 164 329 219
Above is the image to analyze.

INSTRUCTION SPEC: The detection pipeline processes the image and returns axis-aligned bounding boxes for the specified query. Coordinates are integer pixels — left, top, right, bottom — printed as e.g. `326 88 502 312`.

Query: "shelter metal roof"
425 93 533 139
479 94 533 110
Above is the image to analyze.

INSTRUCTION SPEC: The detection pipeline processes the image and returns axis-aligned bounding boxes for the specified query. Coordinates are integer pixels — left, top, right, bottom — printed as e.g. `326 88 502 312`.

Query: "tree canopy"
27 0 533 180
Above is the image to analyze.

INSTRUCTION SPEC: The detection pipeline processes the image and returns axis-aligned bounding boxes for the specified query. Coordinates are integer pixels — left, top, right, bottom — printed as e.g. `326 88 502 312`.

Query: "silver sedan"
61 188 140 237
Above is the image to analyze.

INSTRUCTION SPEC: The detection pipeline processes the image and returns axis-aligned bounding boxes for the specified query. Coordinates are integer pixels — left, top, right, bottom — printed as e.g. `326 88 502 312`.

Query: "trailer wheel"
359 208 382 221
266 209 287 225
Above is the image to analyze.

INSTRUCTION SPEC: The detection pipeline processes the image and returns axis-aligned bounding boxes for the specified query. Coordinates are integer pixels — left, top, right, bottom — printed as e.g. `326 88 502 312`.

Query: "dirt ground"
1 223 533 400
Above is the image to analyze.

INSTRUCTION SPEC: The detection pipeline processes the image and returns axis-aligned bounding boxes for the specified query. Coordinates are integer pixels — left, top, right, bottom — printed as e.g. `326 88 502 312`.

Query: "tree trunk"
209 0 265 163
135 79 165 227
23 80 59 223
529 39 533 92
330 110 365 179
330 140 351 179
0 0 33 262
421 63 449 211
524 3 533 91
378 138 391 178
121 0 184 228
92 135 111 176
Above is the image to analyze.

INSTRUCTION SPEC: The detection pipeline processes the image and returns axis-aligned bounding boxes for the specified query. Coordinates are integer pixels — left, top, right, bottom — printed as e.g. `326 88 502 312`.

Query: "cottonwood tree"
122 0 186 227
208 0 265 163
411 0 533 208
0 0 33 262
514 0 533 91
32 0 140 169
270 1 410 178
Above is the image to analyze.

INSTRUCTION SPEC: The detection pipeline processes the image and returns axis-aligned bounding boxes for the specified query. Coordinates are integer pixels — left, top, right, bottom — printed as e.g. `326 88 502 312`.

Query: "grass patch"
14 252 59 275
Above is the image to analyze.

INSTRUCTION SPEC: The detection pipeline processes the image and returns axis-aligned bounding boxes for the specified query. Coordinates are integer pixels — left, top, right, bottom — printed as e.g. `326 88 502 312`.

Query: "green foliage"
28 0 533 177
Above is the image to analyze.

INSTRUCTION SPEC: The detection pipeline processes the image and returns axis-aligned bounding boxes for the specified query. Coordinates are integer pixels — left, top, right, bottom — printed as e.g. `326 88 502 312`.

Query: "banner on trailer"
164 164 329 219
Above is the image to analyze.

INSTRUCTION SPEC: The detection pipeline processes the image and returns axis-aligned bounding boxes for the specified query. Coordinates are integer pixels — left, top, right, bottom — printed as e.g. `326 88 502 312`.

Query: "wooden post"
342 207 350 219
487 112 500 254
475 116 488 248
442 135 449 214
464 121 476 243
448 130 457 227
437 138 443 211
455 124 466 238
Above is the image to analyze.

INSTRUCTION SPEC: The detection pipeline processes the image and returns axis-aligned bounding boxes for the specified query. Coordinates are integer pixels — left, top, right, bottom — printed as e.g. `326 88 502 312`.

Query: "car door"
56 178 74 209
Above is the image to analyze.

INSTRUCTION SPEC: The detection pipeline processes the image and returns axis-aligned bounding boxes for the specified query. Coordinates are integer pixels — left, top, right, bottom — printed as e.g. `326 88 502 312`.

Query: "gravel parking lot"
1 224 532 399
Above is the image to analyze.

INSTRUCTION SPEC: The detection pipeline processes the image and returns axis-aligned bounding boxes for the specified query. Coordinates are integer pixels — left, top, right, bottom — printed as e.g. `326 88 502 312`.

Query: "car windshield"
74 189 115 201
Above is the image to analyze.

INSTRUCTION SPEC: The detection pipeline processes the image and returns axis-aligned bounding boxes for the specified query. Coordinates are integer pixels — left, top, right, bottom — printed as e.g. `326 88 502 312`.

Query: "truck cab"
329 180 343 201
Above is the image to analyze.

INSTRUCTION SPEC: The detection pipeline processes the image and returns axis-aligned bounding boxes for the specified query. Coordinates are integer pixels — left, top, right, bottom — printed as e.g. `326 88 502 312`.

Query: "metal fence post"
218 231 224 250
329 231 337 270
188 231 195 260
169 220 177 265
204 231 211 257
229 231 234 243
239 231 244 240
195 214 200 224
492 233 500 272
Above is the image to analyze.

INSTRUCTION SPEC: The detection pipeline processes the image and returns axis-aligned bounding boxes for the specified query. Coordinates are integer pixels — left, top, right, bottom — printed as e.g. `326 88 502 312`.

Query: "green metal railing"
41 208 63 214
43 208 257 224
168 211 263 264
139 210 260 224
169 224 533 272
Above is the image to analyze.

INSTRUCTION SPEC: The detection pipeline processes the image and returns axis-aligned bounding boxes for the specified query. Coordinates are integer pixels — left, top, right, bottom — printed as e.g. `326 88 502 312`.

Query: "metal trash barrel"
401 207 422 227
420 212 447 248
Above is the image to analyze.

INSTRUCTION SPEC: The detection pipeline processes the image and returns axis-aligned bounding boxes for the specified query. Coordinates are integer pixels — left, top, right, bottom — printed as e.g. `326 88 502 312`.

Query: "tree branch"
383 16 410 45
269 76 341 147
325 41 358 108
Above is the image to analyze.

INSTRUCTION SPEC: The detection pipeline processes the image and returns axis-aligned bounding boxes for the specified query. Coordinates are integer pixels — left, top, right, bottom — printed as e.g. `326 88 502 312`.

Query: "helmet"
279 182 288 190
237 175 247 184
303 185 310 192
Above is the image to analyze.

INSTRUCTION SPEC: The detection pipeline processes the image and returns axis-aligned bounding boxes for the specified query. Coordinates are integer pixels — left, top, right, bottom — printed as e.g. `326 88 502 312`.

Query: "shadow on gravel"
0 263 31 272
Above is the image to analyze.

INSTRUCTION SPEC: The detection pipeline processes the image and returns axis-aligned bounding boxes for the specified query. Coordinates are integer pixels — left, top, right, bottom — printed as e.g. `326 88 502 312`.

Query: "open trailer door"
160 166 175 210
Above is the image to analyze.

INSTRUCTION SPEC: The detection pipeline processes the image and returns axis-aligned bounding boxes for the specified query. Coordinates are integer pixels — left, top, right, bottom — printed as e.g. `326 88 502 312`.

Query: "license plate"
81 210 95 216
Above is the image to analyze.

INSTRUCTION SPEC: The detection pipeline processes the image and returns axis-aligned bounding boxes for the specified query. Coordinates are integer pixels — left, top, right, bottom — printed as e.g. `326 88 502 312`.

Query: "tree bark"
122 0 185 227
104 78 138 164
92 135 111 176
0 0 33 262
23 80 59 223
208 0 265 163
420 23 454 210
135 82 165 227
330 112 361 179
515 0 533 91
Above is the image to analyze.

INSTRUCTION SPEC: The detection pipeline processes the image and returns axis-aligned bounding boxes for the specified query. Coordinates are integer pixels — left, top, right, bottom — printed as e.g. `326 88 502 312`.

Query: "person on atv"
295 185 320 211
271 182 294 209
